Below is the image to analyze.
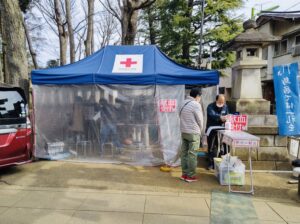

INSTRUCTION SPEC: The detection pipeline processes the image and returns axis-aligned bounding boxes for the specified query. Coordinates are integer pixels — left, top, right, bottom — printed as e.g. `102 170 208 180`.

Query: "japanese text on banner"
273 63 300 136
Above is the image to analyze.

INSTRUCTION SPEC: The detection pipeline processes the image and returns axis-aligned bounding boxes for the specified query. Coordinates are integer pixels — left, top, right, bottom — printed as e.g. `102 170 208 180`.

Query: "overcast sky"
34 0 300 67
239 0 300 19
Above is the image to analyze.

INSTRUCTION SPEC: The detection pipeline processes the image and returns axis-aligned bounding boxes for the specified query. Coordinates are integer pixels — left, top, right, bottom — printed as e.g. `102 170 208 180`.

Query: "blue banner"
273 62 300 136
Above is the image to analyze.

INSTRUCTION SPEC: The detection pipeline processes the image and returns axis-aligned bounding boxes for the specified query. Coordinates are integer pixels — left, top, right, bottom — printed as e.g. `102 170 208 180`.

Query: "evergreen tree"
140 0 243 68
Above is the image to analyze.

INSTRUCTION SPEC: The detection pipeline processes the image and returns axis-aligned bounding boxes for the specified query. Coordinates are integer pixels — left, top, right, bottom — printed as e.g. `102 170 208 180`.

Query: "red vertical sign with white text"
228 115 248 131
159 99 177 112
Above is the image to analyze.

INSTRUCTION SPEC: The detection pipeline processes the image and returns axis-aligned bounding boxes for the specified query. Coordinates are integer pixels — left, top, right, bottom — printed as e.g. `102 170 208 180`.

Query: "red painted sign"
228 115 248 131
120 58 137 68
112 55 143 73
159 99 177 112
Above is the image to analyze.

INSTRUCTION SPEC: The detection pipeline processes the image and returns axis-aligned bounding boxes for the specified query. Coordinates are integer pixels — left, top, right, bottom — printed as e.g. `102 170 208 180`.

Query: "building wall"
259 22 272 34
258 20 300 36
258 20 300 80
273 53 300 67
271 20 300 36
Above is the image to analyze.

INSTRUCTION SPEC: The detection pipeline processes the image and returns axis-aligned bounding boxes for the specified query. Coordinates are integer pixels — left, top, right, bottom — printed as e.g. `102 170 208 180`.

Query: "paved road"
0 161 299 224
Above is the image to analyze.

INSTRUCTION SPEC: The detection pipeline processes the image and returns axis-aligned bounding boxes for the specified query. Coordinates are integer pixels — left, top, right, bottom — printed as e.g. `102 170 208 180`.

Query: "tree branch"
99 0 121 22
34 3 58 35
134 0 156 11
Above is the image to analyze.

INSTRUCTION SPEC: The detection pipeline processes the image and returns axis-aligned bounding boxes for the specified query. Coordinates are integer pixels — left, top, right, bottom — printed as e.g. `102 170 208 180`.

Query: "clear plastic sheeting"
33 85 184 166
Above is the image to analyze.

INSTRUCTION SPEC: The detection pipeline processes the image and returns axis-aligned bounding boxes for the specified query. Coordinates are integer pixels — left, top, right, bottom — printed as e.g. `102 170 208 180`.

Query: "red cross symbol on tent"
120 58 137 68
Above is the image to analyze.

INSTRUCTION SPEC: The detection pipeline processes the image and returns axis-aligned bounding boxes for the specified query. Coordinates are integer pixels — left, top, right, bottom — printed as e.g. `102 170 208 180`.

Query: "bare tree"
65 0 75 63
101 0 156 45
32 0 118 63
75 24 87 60
54 0 68 65
0 0 28 89
34 0 68 65
85 0 94 56
23 19 38 69
96 12 118 48
22 6 48 70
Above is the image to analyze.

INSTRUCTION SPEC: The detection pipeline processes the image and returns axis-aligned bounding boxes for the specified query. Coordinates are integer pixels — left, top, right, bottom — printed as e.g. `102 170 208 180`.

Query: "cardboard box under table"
214 157 245 186
217 130 260 195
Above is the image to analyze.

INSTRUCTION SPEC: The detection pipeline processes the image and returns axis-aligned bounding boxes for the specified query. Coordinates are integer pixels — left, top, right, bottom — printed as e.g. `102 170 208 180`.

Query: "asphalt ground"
0 161 299 224
0 160 298 201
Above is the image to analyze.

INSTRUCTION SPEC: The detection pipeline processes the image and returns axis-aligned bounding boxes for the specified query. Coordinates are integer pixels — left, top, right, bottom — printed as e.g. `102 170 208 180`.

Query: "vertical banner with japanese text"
273 62 300 136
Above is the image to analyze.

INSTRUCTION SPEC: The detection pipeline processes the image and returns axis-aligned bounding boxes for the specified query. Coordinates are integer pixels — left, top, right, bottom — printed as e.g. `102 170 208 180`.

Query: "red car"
0 86 33 168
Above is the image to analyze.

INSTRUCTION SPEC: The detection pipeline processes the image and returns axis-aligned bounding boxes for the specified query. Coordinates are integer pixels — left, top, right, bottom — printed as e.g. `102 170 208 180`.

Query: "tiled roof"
226 28 281 50
257 12 300 26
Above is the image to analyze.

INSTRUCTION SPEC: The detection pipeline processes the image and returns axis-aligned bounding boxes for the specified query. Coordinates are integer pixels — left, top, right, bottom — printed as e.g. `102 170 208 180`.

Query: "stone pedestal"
232 66 265 99
230 115 290 170
227 99 270 115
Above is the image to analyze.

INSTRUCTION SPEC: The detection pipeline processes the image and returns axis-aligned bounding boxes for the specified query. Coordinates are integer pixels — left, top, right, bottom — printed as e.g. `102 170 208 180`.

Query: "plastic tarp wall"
33 84 184 166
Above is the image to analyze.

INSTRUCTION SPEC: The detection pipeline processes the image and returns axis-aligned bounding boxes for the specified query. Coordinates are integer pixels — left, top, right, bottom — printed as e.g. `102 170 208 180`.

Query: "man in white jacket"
179 88 203 182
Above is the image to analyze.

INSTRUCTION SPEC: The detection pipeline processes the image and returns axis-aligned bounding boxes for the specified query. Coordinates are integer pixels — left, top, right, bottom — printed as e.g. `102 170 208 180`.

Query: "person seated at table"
206 94 229 170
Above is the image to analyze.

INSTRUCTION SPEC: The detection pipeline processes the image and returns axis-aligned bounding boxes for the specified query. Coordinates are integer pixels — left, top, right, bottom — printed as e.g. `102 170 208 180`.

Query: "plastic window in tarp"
33 85 184 166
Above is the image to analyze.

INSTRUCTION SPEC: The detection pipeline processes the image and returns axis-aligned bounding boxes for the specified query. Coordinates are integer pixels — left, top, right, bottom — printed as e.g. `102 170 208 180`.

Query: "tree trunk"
120 5 128 45
54 0 67 65
0 48 2 83
91 21 94 53
65 0 75 63
121 9 138 45
146 7 156 45
85 0 94 56
23 19 38 69
121 0 155 45
0 15 3 83
103 0 155 45
0 0 28 89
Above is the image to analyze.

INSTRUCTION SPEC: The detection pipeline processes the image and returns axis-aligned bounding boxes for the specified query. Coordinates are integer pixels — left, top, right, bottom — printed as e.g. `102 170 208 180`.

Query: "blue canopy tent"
32 45 219 85
32 45 219 165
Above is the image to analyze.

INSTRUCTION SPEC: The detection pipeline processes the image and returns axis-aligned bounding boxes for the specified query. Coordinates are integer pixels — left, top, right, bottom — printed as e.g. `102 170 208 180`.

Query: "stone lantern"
225 20 290 166
227 19 280 114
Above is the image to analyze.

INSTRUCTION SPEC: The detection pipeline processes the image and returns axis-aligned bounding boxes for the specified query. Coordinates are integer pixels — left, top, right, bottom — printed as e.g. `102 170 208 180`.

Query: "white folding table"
217 130 260 195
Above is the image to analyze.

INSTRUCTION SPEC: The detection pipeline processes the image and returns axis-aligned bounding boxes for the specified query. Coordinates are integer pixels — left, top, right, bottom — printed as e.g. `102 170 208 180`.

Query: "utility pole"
198 0 205 68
